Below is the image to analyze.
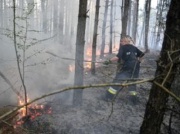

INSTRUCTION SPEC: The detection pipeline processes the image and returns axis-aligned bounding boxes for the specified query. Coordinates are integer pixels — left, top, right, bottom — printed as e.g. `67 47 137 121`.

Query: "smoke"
0 0 79 107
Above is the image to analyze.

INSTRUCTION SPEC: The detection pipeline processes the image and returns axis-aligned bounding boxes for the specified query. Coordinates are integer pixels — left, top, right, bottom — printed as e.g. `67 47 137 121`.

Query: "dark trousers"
106 60 140 101
111 60 140 92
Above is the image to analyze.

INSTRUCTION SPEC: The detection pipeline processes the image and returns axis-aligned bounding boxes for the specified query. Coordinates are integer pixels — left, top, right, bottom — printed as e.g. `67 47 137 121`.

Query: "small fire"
68 43 119 72
18 97 30 117
84 44 119 69
14 96 52 128
69 64 75 72
84 47 93 69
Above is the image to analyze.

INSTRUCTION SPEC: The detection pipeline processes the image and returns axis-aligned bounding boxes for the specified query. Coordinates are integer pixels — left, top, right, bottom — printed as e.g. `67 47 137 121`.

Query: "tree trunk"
140 0 180 133
65 0 71 49
59 0 64 45
0 0 3 34
121 0 130 40
85 0 92 44
132 0 139 43
127 0 132 36
27 0 34 28
100 0 109 58
155 0 165 47
109 0 113 54
144 0 151 53
53 0 58 40
41 0 47 33
138 13 145 47
91 0 100 75
73 0 88 106
70 0 78 49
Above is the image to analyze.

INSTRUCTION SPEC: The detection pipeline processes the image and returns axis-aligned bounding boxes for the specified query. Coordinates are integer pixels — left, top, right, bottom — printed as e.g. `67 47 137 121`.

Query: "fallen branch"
0 71 23 99
154 81 180 102
0 77 153 121
1 77 179 122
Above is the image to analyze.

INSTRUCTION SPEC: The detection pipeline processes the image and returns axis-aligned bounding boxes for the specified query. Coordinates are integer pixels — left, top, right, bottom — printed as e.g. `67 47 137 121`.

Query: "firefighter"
104 35 145 104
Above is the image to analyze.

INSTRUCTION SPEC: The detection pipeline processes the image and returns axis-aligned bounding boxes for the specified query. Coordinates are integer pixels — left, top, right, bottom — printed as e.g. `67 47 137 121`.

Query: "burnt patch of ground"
13 52 159 134
45 52 159 134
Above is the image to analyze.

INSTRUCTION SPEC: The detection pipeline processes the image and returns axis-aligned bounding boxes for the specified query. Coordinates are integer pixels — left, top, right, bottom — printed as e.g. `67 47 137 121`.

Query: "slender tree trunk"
113 0 116 48
13 0 28 116
3 0 7 29
59 0 64 45
27 0 34 28
156 0 165 47
100 0 109 58
140 0 180 133
132 0 139 43
0 0 3 34
49 1 53 35
127 0 132 36
91 0 100 75
121 0 130 41
53 0 58 40
138 12 145 47
151 1 160 49
85 0 92 44
109 0 113 54
70 0 78 49
89 1 95 44
121 0 124 20
73 0 88 106
65 0 71 49
41 0 47 33
144 0 151 52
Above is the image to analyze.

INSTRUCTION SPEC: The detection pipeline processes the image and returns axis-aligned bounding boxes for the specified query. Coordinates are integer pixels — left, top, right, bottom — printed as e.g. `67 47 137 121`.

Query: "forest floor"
14 51 160 134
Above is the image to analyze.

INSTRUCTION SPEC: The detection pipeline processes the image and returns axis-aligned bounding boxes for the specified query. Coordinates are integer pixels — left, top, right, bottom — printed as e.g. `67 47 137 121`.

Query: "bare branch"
162 51 173 86
0 78 154 121
0 77 179 123
0 71 23 99
154 81 180 102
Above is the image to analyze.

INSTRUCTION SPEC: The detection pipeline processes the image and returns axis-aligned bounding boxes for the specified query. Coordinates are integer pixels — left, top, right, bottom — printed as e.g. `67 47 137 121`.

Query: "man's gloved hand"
103 60 112 65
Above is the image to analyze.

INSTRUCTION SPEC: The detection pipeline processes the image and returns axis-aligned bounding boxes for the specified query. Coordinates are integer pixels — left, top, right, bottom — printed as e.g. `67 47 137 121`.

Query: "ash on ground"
45 52 159 134
19 52 179 134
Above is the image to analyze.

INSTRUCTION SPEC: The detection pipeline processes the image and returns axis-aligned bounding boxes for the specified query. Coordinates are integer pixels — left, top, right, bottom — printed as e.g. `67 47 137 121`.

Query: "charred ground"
25 52 158 134
13 51 180 134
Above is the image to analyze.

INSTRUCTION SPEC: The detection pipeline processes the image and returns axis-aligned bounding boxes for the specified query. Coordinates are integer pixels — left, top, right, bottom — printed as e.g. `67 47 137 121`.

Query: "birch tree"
100 0 109 58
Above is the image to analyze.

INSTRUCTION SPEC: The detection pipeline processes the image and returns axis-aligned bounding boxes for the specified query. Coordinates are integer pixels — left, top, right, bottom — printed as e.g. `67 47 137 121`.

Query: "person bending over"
105 35 145 104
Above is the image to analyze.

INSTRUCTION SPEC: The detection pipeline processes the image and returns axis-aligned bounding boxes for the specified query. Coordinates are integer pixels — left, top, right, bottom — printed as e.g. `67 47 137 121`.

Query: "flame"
18 97 30 117
14 96 52 128
68 43 119 71
69 64 75 72
104 44 119 54
84 47 92 69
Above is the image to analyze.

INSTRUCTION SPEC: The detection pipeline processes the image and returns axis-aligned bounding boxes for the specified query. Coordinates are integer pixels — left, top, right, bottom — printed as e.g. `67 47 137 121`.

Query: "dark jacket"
116 44 144 72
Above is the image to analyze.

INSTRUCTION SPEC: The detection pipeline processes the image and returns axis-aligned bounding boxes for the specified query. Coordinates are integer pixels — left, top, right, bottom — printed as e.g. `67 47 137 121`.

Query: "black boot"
128 95 139 105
